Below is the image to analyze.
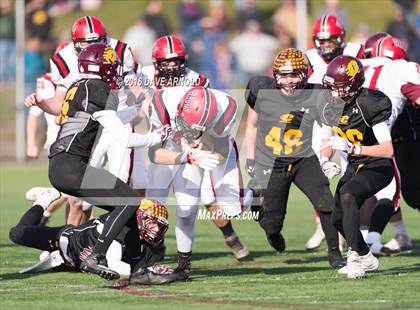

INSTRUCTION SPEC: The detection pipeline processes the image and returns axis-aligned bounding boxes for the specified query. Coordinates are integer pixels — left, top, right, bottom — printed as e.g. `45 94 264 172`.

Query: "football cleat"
346 248 365 279
80 253 120 281
225 233 250 261
385 235 413 253
371 246 400 257
305 219 325 251
338 250 379 275
175 251 192 276
129 267 181 285
328 247 346 269
25 187 55 201
267 233 286 253
20 250 64 274
32 188 61 211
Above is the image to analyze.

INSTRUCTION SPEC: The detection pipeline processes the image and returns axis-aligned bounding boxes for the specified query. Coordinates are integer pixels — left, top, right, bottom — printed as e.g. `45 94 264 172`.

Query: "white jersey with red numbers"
140 65 210 89
50 38 137 183
361 57 420 127
306 42 364 84
29 73 59 153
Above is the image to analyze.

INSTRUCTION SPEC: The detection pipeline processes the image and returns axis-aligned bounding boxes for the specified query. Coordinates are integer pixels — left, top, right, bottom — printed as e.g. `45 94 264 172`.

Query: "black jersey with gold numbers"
322 88 392 168
49 78 119 158
246 76 328 169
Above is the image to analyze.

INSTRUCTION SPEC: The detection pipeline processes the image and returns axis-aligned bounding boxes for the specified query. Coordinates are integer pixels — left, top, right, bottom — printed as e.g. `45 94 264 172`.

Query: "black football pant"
9 204 68 251
332 164 393 254
253 155 339 251
49 152 142 261
393 138 420 210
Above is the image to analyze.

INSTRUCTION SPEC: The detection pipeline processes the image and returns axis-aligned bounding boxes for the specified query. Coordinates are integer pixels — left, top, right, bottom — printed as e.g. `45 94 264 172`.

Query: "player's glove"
320 157 341 179
329 136 362 155
246 158 255 177
179 149 220 170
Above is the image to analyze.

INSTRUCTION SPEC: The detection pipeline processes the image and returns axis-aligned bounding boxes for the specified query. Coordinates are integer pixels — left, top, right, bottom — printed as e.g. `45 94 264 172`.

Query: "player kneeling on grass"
244 48 345 269
10 191 176 284
320 56 394 279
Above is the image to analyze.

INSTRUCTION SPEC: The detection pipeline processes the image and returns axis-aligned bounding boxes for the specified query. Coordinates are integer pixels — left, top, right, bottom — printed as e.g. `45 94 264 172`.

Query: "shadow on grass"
193 265 330 278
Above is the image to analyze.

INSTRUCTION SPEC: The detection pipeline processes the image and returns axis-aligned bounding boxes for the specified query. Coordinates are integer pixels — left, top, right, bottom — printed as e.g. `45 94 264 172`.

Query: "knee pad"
176 204 198 219
9 226 24 245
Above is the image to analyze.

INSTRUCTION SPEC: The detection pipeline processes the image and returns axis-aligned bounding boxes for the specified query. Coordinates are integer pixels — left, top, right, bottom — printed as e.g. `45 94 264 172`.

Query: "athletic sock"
391 220 409 237
360 229 368 242
366 231 382 253
220 221 234 238
369 199 394 234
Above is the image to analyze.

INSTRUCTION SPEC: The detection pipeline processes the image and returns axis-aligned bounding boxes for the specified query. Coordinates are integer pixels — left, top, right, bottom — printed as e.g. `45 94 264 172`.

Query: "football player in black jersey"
321 55 394 279
29 43 170 281
244 48 345 268
10 193 175 284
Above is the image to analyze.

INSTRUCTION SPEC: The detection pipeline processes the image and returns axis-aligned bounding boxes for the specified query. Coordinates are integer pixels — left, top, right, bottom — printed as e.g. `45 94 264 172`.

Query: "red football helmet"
152 35 187 79
367 35 407 60
363 32 388 58
312 15 345 60
71 16 107 53
136 199 169 246
78 43 122 89
175 87 218 141
323 55 365 102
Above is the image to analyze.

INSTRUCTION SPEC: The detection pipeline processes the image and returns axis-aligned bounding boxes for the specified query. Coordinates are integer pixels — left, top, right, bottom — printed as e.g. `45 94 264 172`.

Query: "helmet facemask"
314 35 343 60
175 114 204 143
323 74 365 103
274 70 307 96
154 57 187 81
74 36 107 54
136 200 169 246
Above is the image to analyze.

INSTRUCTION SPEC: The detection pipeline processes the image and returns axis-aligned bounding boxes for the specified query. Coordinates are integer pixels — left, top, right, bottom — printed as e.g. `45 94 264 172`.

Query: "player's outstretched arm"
25 87 66 116
26 109 42 159
245 107 258 176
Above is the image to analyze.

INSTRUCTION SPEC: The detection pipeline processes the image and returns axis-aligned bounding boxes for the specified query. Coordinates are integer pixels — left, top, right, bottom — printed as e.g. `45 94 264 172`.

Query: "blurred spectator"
386 4 414 42
272 0 298 41
48 0 79 17
26 0 52 43
230 20 278 85
350 23 370 45
177 0 204 40
407 13 420 62
200 1 227 87
318 0 349 29
25 37 46 95
213 40 234 89
0 0 15 82
144 0 171 38
236 0 265 32
80 0 102 11
123 17 156 66
394 0 416 26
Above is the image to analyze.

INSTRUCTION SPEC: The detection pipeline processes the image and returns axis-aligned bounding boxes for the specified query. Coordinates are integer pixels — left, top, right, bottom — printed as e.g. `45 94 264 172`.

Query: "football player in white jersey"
140 35 249 261
25 16 139 221
360 34 420 254
146 86 245 280
304 15 364 251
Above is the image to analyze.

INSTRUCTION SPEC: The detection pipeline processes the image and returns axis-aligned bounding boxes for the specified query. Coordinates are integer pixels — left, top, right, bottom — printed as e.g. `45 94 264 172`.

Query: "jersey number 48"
265 127 303 156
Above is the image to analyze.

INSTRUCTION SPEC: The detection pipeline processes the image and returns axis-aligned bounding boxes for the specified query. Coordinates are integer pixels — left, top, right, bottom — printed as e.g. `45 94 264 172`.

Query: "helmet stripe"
321 15 328 33
85 16 94 33
200 88 211 127
376 37 385 57
166 35 174 55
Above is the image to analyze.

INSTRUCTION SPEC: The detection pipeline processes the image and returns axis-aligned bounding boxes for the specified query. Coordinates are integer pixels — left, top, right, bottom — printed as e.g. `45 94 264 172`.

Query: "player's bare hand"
25 93 42 108
26 144 39 159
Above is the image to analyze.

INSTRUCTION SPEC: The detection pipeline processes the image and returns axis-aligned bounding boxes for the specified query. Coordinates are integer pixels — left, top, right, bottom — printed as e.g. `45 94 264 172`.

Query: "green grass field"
0 163 419 309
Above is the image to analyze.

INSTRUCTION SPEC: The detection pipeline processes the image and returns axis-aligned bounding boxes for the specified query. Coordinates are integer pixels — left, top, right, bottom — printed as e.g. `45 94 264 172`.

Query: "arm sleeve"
245 78 258 110
92 110 161 148
372 121 392 143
